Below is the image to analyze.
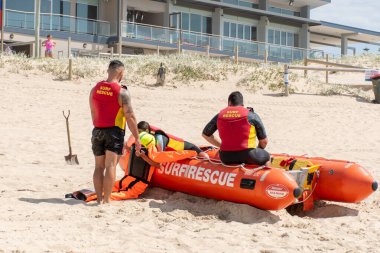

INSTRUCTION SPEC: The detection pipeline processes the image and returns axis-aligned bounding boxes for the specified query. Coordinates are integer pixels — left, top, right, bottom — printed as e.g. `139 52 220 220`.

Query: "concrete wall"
127 0 166 13
99 0 118 36
212 8 223 36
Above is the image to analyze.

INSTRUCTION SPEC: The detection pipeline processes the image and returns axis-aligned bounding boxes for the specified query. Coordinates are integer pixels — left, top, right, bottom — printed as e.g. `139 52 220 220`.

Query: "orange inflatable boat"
118 146 377 211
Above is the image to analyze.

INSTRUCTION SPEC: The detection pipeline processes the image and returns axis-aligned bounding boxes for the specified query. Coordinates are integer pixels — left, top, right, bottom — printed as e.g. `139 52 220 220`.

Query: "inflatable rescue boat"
118 146 377 211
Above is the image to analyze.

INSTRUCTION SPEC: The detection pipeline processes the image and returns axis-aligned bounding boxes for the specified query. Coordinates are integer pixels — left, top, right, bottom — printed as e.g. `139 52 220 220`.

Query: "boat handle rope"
191 156 267 173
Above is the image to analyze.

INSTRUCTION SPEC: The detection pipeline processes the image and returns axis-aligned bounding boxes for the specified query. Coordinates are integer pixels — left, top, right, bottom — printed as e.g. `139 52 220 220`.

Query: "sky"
310 0 380 56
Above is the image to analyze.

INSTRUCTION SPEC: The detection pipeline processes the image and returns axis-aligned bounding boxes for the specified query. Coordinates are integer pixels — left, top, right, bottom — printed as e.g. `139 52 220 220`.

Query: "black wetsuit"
202 110 270 165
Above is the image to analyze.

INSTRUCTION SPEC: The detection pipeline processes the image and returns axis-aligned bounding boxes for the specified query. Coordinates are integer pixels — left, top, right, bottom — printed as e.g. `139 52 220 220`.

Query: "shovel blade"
65 154 79 165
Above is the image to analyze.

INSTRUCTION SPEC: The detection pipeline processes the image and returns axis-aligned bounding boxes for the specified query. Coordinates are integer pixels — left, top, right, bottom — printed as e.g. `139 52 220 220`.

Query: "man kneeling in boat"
202 91 270 166
137 121 209 159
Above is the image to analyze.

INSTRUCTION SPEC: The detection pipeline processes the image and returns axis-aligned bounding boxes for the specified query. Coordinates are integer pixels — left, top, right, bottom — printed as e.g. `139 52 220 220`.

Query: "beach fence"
283 61 367 96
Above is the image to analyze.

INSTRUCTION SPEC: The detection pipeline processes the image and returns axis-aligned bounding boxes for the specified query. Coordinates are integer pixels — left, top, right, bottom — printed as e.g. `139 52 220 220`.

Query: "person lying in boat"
137 121 209 159
202 91 270 166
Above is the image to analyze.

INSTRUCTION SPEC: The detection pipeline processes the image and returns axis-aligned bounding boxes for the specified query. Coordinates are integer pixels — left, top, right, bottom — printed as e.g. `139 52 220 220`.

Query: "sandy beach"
0 55 379 253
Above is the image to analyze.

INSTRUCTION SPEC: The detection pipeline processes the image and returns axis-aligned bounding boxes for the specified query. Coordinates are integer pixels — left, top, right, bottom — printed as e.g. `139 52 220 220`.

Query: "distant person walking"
89 60 141 204
42 35 56 58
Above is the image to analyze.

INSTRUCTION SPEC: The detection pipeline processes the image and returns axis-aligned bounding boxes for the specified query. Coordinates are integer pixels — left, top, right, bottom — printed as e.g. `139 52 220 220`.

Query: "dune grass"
0 53 378 100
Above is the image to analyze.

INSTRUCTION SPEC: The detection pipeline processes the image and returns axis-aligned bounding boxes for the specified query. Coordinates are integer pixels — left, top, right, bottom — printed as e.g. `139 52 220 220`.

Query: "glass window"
224 22 230 37
223 0 239 5
238 24 244 39
76 0 98 19
41 0 52 13
287 33 294 47
294 34 299 47
182 13 189 31
76 0 98 34
275 30 280 45
239 1 258 9
244 25 250 40
251 26 257 41
7 0 35 12
53 0 70 15
230 23 236 38
170 14 177 29
190 14 201 33
268 29 274 44
282 9 293 16
269 6 281 14
202 16 212 34
281 31 287 46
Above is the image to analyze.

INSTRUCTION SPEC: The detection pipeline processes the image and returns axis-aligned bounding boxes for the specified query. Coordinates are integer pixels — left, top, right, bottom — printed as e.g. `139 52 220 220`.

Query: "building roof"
310 21 380 47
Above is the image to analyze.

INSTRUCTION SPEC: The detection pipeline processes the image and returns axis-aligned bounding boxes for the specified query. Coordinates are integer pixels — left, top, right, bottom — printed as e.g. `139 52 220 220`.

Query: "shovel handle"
63 110 70 119
63 110 72 155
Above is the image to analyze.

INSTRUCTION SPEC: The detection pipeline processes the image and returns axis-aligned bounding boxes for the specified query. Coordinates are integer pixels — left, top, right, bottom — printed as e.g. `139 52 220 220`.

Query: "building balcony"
122 22 324 62
4 9 111 37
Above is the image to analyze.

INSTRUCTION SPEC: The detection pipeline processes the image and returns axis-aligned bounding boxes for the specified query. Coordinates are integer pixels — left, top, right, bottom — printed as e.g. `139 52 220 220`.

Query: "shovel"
63 110 79 165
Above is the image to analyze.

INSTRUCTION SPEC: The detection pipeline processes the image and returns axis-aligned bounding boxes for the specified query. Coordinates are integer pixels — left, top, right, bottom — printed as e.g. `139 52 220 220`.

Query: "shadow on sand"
19 197 87 206
287 202 359 218
146 188 281 225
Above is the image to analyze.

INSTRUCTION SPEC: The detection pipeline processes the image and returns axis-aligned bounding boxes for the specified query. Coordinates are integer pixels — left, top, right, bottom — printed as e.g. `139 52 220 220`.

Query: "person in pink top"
42 34 56 58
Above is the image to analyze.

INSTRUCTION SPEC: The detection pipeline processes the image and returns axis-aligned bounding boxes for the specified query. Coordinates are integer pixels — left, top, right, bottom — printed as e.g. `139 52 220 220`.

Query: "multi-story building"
1 0 379 61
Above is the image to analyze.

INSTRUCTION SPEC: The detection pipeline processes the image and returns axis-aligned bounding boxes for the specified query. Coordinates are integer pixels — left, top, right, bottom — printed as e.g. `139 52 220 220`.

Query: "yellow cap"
139 132 156 148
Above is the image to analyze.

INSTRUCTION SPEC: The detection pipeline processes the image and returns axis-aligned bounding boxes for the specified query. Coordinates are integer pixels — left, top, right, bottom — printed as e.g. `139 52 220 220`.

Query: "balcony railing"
122 22 324 62
5 9 110 36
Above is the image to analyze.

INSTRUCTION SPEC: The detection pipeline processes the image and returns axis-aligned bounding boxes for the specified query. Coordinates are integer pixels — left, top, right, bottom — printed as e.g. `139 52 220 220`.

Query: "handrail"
123 21 324 54
306 59 365 69
288 66 366 72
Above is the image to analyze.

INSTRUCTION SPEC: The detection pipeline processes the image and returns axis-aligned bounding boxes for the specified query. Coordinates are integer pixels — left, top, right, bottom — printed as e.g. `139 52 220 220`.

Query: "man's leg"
184 141 210 159
103 151 119 203
247 148 270 166
93 155 105 204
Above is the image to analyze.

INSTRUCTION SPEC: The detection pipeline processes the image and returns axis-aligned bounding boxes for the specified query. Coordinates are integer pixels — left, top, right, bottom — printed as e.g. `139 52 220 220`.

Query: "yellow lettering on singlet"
222 110 241 118
96 89 114 96
96 86 114 96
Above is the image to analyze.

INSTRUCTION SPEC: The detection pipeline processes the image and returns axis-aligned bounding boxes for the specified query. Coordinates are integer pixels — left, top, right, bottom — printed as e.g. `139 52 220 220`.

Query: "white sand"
0 60 379 253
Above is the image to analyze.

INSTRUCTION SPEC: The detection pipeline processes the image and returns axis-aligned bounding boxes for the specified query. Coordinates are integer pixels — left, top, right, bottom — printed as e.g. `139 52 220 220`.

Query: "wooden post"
67 37 71 58
264 49 268 64
284 64 289 96
304 57 308 77
68 58 72 80
325 54 329 83
0 0 4 55
234 45 239 64
157 45 160 55
39 39 42 58
177 39 181 54
111 47 114 58
34 0 41 58
206 45 210 58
